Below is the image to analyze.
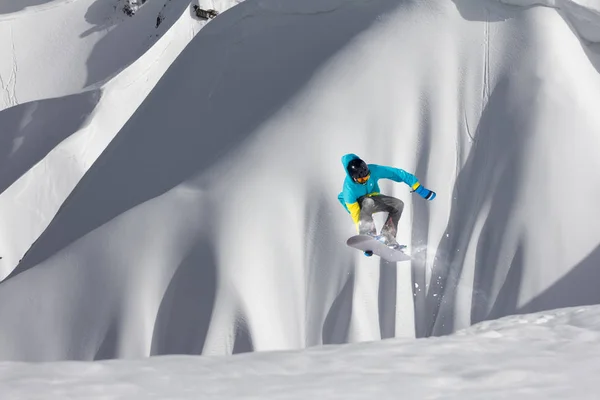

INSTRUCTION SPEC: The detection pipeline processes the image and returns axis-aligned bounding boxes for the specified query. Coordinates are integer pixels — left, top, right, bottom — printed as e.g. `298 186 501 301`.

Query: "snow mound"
500 0 600 42
2 305 600 399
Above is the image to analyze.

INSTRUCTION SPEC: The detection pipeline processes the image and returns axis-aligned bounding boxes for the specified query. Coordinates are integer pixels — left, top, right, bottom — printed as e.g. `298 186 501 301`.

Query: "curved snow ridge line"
0 3 203 279
499 0 600 42
0 0 79 20
455 304 600 337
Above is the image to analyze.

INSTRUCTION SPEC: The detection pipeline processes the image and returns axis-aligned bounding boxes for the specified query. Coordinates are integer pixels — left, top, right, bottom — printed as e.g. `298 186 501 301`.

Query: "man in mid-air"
338 153 436 249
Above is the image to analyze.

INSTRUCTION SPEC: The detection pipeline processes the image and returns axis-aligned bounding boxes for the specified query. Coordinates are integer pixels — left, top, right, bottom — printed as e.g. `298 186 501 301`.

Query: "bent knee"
360 197 375 208
394 198 405 211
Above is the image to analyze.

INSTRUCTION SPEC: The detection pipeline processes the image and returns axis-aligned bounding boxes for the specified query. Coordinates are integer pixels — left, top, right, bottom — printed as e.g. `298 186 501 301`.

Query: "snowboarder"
338 153 436 249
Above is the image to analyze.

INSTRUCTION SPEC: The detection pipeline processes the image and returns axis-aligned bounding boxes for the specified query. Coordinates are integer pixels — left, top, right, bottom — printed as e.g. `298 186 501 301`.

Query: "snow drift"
3 305 600 399
0 0 599 362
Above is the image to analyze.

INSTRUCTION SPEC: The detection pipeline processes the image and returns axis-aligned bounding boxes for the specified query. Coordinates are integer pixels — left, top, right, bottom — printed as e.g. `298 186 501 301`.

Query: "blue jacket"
337 153 420 226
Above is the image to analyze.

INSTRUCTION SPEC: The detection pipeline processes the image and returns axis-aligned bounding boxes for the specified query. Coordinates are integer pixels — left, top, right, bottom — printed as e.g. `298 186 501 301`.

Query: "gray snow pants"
357 194 405 243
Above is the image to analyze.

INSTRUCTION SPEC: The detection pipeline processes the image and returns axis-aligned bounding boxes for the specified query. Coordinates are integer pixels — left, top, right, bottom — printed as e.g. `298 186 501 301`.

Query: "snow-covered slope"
0 0 196 110
500 0 600 42
0 1 243 277
2 305 600 399
0 0 599 363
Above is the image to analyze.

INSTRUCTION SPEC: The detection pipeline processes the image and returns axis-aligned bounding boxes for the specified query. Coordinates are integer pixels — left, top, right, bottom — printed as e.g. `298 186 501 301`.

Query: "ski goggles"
355 174 370 184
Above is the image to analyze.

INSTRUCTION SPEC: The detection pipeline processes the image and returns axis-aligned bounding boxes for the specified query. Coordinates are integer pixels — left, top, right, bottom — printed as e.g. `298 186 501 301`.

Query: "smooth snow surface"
0 0 600 371
0 0 196 109
2 305 600 399
0 0 209 278
500 0 600 42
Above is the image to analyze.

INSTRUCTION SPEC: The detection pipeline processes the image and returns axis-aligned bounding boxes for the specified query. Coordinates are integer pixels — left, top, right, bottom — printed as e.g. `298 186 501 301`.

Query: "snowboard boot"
381 235 406 251
387 241 406 251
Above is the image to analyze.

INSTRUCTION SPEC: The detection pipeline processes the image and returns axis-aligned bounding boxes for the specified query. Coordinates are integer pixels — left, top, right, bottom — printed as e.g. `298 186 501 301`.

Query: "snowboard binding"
347 234 411 262
362 234 405 257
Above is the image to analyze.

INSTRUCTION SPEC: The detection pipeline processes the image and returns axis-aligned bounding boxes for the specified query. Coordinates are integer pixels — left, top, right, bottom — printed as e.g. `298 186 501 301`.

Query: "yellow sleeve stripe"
346 202 361 226
411 182 421 191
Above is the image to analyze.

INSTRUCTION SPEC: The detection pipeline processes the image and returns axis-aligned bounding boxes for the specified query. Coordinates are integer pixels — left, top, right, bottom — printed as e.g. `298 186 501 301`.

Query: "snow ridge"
2 305 600 399
500 0 600 41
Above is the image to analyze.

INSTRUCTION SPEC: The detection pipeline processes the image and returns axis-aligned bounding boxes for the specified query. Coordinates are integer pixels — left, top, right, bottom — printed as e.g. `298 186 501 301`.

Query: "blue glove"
414 184 436 200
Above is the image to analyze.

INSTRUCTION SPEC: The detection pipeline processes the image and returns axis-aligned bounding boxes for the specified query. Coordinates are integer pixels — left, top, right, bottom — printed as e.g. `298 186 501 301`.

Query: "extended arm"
371 164 436 200
371 164 419 186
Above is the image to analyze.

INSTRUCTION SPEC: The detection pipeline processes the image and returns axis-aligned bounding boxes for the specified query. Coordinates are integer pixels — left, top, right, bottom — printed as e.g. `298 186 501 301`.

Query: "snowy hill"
0 0 599 381
0 0 207 276
2 305 600 398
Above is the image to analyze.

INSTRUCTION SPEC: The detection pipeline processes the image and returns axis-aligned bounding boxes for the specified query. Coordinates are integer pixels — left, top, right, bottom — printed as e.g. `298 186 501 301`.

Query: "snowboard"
346 234 411 262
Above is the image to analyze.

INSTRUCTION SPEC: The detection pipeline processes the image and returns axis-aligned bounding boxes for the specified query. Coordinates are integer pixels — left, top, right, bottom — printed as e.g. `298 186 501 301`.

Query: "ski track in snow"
0 25 19 108
483 9 490 110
